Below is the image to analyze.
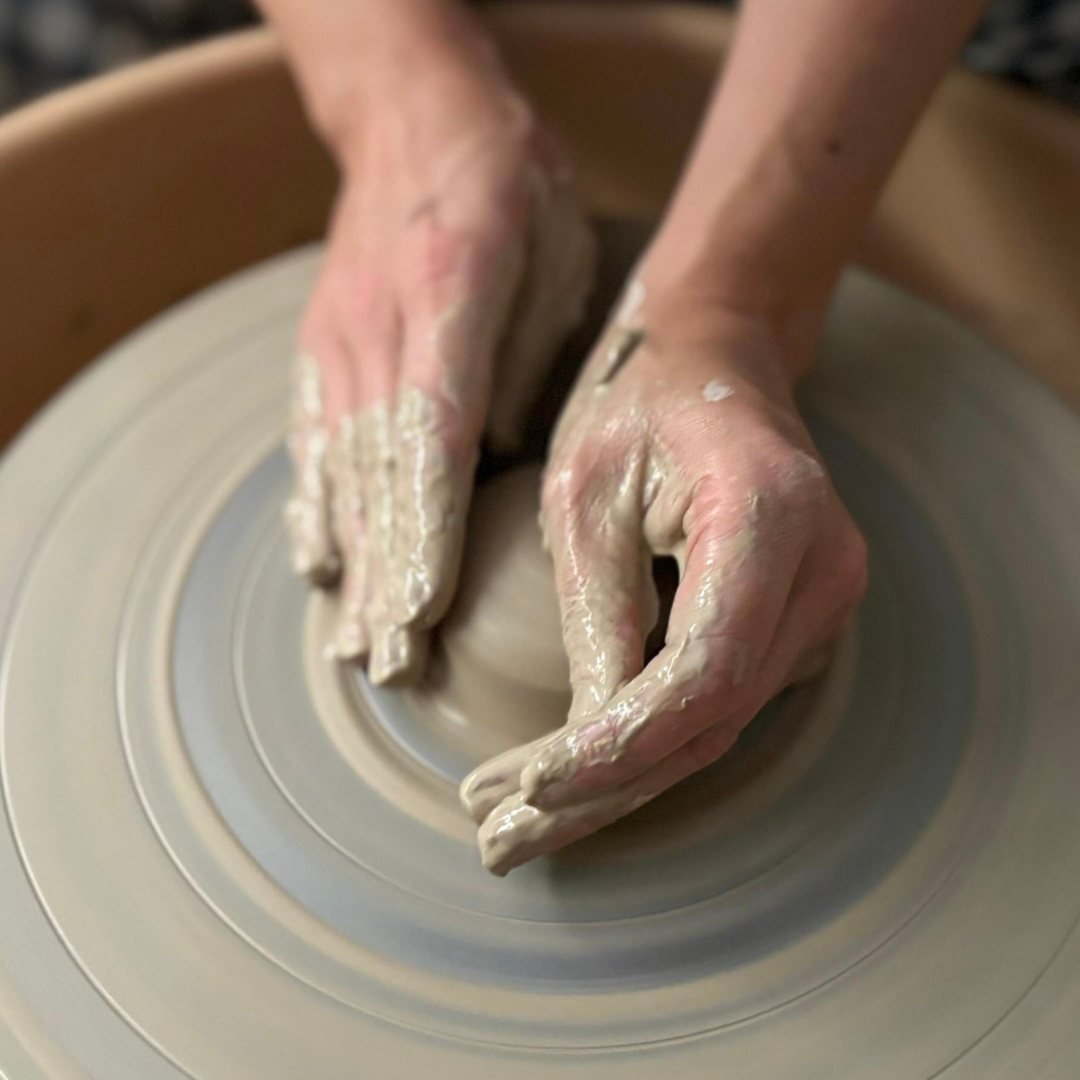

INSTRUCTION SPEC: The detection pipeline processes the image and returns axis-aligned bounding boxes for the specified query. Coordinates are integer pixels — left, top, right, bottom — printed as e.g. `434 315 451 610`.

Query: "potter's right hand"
279 4 594 684
461 283 868 873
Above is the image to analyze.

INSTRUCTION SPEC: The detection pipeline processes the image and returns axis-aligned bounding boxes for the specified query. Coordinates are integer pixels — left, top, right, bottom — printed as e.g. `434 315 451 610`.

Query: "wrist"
274 0 518 163
637 227 831 386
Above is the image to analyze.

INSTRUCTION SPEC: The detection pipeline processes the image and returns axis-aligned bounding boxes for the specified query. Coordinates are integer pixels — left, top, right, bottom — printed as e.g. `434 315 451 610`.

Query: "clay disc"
1 247 1079 1078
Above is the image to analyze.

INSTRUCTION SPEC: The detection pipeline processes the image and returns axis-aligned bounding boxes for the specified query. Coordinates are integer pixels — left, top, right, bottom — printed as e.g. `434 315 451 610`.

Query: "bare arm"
645 0 991 373
253 0 514 157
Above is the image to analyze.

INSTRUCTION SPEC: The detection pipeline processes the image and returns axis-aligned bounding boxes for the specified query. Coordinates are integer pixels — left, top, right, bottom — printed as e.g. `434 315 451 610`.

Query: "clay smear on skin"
289 160 595 689
474 502 760 875
704 380 733 402
285 352 339 583
326 414 368 659
355 388 468 684
393 387 467 625
296 383 464 684
476 444 832 874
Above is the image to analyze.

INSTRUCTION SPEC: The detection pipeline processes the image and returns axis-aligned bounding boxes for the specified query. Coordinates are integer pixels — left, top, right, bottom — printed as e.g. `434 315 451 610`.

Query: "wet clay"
284 352 339 584
403 465 570 765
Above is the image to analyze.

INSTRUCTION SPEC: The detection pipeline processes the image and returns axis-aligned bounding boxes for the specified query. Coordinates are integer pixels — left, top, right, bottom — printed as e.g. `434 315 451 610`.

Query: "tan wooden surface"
1 2 1078 448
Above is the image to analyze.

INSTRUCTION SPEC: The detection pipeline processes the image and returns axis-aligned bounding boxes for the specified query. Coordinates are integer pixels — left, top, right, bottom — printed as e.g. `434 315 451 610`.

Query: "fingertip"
335 608 370 662
368 623 428 686
460 766 519 825
388 564 437 629
284 494 340 586
387 547 464 634
476 794 546 877
462 730 565 825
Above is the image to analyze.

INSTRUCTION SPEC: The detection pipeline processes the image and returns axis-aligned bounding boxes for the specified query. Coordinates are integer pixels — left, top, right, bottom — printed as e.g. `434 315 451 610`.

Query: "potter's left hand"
268 0 596 684
461 286 868 873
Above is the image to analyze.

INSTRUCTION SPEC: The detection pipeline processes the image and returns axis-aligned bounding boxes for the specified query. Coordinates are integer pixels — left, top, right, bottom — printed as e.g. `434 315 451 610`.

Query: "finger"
326 415 370 660
331 198 429 683
486 172 596 450
474 558 836 875
391 191 527 634
477 721 743 876
389 387 476 630
603 538 862 806
284 351 340 584
541 454 659 723
356 399 426 685
522 480 816 808
459 729 564 824
484 512 865 869
461 445 662 821
473 567 823 875
372 622 428 686
787 643 836 684
459 447 659 822
754 517 867 690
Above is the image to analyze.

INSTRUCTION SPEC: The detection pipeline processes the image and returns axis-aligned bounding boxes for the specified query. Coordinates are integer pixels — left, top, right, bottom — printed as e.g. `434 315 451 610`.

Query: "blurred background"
0 0 1078 115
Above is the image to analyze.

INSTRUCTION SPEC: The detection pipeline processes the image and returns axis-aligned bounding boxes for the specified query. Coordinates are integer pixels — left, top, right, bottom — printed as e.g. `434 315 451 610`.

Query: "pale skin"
257 0 990 872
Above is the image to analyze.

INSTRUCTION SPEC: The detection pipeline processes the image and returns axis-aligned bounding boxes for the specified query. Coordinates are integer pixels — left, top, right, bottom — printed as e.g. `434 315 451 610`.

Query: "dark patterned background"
0 0 1078 113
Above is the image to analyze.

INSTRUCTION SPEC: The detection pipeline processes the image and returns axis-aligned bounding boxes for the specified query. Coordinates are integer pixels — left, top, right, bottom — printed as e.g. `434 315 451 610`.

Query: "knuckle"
407 217 512 302
833 523 869 612
811 519 869 641
770 446 828 509
692 438 826 519
337 269 381 329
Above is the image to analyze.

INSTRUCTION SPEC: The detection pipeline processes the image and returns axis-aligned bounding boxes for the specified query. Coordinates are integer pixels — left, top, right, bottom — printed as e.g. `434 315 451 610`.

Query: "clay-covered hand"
285 72 595 684
461 285 868 873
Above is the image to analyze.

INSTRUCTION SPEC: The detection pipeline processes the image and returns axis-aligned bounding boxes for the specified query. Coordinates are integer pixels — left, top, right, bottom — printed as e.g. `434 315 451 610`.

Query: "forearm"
644 0 989 375
253 0 518 158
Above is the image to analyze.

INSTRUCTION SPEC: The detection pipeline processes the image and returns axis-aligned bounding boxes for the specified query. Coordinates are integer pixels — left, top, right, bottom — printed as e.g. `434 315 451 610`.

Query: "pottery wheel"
2 246 1080 1079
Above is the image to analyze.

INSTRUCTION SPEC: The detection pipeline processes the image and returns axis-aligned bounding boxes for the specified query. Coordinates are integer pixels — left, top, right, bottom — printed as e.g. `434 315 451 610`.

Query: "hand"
285 59 595 684
460 283 868 874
